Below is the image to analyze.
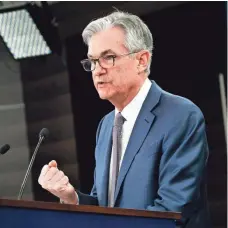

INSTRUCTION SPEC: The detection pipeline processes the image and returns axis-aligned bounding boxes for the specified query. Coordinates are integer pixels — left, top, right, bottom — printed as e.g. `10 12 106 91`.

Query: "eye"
90 59 97 64
103 55 115 61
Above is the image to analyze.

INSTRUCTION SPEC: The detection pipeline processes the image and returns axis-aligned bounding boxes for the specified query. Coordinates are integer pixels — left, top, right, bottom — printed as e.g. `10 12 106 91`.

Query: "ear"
136 51 151 73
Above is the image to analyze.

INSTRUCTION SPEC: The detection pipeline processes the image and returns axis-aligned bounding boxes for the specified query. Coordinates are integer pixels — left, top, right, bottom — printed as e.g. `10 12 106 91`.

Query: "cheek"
111 68 128 86
92 74 97 86
108 61 136 88
115 65 135 85
121 60 136 75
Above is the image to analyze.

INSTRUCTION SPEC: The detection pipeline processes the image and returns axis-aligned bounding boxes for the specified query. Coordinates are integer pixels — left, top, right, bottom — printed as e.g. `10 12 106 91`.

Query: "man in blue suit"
38 11 210 227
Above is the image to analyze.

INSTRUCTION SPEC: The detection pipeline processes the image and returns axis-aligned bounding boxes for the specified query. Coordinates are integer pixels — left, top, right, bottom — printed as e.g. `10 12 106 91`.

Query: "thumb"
48 160 57 168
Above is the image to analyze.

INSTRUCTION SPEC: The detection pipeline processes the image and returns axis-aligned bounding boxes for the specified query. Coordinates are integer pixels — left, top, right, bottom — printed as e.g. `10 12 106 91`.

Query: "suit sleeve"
76 170 98 205
147 108 209 220
76 117 105 206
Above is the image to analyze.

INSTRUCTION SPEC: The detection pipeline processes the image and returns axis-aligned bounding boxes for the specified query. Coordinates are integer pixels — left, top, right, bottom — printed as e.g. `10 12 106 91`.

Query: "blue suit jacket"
78 81 211 228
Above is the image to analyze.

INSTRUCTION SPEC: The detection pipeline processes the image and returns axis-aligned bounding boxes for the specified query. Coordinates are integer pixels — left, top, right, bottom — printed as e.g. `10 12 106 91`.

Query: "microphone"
0 144 10 155
39 128 49 139
17 128 49 200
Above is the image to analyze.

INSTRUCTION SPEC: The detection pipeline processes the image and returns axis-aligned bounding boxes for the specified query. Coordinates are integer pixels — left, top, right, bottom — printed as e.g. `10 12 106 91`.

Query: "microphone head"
0 144 10 155
39 128 49 139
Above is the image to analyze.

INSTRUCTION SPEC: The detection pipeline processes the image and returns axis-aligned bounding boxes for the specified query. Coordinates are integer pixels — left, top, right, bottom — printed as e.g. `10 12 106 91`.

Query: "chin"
98 91 112 100
98 94 109 100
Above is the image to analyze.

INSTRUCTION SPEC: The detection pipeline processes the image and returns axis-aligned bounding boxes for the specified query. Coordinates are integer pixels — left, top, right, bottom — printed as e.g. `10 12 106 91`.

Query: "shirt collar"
115 78 152 122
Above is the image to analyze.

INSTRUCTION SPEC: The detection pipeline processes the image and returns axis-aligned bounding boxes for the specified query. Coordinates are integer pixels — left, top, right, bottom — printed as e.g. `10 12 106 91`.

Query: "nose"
93 61 106 76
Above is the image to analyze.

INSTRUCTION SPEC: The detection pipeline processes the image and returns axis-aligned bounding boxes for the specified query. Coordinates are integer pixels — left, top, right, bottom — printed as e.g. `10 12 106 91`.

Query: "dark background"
10 2 227 228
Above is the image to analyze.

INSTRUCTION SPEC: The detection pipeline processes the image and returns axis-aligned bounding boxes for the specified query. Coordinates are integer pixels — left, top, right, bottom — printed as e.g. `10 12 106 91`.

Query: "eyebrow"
87 49 115 58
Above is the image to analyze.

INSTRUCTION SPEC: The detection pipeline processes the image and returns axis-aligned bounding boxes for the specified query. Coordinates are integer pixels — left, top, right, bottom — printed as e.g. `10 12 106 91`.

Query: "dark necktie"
109 112 125 207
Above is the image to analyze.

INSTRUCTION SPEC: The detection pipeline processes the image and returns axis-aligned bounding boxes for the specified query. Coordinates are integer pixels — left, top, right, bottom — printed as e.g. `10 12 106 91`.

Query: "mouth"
97 82 108 87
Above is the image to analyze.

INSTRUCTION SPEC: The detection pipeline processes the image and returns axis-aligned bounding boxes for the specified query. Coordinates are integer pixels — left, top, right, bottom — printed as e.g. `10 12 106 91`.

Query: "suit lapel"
97 112 114 206
114 81 162 204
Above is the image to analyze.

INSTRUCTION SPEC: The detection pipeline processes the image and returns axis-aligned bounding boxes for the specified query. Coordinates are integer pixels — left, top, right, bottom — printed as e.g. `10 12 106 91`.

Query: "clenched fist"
38 160 78 204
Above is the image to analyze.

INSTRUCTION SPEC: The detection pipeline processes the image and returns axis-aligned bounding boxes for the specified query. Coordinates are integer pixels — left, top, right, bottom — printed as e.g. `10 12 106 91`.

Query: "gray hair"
82 11 153 75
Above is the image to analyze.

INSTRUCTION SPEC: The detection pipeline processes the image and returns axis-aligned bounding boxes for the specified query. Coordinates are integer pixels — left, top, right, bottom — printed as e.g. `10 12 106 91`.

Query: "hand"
38 160 78 204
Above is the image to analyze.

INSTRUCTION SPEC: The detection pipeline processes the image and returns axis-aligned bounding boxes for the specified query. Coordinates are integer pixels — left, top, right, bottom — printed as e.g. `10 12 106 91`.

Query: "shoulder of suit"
159 89 204 119
99 110 115 126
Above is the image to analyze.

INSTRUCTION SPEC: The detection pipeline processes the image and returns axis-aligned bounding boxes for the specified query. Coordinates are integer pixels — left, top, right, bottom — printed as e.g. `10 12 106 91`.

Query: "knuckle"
38 177 42 185
41 183 48 189
38 176 46 185
43 164 49 169
41 165 48 172
65 176 69 181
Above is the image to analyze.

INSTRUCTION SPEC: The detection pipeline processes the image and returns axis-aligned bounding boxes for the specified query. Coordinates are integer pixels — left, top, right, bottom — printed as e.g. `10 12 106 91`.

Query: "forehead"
88 26 127 57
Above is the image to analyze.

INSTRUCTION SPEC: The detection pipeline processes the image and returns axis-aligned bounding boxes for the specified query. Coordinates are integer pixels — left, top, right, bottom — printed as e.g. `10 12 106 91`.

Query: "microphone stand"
17 136 44 200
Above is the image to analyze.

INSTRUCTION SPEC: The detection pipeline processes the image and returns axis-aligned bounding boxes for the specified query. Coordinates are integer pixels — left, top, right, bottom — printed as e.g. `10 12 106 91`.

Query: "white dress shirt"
108 78 152 206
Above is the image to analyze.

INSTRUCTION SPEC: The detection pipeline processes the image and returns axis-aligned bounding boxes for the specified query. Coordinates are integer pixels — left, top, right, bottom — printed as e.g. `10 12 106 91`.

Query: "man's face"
87 26 143 103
